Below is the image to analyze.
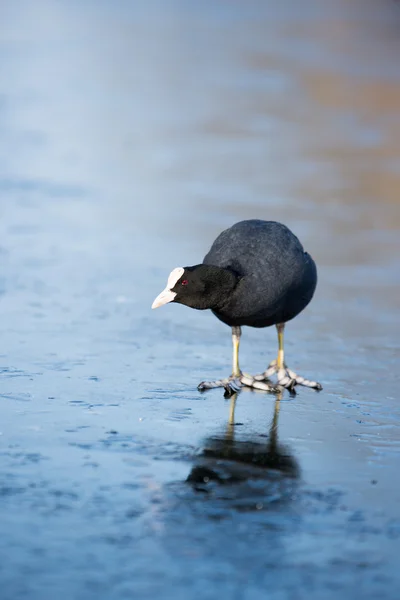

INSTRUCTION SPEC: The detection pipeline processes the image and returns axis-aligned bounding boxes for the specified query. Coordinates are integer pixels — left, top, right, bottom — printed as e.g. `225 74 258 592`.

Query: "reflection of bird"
152 220 321 394
187 393 300 497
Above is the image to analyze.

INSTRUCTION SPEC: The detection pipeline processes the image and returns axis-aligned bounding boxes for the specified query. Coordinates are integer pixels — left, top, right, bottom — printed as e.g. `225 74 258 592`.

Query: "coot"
152 220 322 393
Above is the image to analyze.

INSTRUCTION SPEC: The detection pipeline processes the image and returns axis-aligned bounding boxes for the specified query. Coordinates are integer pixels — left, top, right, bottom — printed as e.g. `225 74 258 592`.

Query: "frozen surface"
1 1 400 599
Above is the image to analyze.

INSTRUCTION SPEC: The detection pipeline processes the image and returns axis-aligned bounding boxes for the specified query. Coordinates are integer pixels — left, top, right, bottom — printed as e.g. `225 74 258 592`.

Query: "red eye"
181 279 188 286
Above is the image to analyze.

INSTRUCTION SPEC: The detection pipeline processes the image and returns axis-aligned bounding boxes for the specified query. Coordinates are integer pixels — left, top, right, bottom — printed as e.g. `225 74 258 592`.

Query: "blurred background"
1 1 400 599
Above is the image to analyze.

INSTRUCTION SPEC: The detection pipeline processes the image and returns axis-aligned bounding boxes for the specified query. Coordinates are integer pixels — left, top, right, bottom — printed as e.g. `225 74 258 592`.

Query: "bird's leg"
232 327 280 393
198 326 243 394
198 326 279 395
256 323 322 391
233 329 278 392
231 325 241 377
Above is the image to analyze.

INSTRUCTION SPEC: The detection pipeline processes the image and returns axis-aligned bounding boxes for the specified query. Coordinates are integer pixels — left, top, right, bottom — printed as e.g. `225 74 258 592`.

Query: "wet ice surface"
1 1 400 599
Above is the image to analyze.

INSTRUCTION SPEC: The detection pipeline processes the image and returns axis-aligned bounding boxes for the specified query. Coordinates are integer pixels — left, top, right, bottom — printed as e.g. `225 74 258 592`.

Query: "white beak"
151 288 177 309
151 267 184 310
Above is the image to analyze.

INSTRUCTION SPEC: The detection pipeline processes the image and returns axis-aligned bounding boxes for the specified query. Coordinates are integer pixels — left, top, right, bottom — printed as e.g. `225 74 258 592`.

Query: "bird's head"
151 264 239 311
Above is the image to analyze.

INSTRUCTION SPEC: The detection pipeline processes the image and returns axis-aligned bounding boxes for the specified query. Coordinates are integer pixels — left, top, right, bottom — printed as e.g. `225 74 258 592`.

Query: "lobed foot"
198 375 242 397
198 372 280 396
251 359 322 392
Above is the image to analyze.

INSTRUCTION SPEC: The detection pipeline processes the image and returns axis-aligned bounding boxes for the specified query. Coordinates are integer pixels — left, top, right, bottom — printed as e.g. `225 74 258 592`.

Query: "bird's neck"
199 264 240 310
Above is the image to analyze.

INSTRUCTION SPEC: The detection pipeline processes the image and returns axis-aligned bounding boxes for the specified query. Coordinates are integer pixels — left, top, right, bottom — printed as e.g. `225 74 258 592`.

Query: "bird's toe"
198 375 242 393
254 362 322 392
284 367 322 391
240 374 280 393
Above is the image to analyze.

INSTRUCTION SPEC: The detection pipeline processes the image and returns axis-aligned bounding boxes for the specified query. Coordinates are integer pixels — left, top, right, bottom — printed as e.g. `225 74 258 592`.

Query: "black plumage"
202 220 317 328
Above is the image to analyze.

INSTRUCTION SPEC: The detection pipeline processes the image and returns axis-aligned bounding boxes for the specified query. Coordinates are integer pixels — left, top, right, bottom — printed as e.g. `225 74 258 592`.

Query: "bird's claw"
198 372 281 395
198 375 242 394
255 360 322 391
223 378 242 398
240 374 281 393
198 361 322 395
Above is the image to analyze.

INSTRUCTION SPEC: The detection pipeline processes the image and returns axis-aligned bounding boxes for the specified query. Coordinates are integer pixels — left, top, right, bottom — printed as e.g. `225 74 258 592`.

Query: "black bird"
152 220 322 393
